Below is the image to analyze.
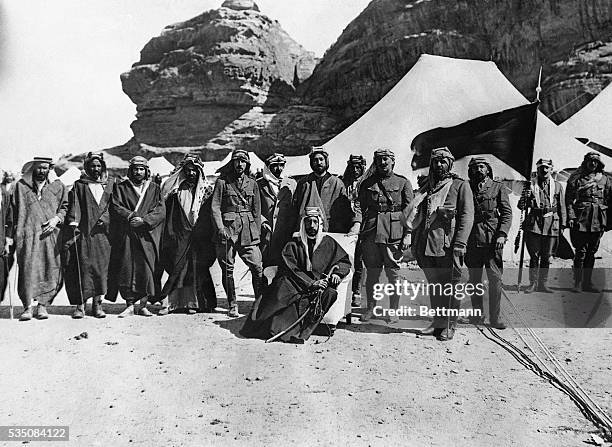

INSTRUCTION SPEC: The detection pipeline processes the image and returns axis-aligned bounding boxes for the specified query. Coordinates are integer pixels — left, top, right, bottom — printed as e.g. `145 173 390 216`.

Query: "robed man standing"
292 146 358 234
64 152 114 319
258 153 297 267
159 154 215 314
9 157 68 321
241 207 351 343
108 156 165 317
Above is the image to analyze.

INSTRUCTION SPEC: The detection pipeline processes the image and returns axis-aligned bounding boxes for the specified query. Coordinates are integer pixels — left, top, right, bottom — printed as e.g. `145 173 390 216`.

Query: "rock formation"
119 0 327 161
62 0 612 172
300 0 612 124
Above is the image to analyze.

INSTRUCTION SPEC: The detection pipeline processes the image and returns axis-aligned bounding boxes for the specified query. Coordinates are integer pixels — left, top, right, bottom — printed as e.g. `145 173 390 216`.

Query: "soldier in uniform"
464 157 512 329
358 149 413 323
258 153 297 268
211 149 263 318
341 155 367 306
411 147 474 341
518 159 566 293
565 152 612 292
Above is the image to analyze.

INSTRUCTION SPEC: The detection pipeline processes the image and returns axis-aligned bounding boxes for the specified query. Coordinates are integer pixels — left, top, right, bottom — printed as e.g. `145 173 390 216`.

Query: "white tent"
283 154 311 178
323 54 605 186
560 82 612 150
149 156 175 176
58 166 82 186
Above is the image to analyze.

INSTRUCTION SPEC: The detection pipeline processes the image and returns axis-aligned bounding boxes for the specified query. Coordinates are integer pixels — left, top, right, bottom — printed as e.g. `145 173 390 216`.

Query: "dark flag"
411 102 539 179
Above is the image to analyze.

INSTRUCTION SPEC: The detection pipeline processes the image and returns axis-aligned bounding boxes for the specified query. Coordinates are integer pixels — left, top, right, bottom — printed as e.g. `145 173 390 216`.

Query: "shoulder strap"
376 179 394 206
228 181 249 207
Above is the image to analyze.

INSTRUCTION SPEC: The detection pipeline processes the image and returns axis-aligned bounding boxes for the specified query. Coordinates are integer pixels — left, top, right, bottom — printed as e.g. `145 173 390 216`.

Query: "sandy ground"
0 258 611 446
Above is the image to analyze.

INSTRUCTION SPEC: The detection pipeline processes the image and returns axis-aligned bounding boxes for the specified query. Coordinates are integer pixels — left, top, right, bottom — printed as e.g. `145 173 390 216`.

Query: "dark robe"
240 234 351 342
9 179 68 306
63 179 114 304
107 179 165 302
159 189 217 308
0 189 10 302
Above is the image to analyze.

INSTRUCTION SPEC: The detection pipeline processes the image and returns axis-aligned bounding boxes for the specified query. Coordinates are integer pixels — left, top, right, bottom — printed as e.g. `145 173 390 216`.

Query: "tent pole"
516 181 530 292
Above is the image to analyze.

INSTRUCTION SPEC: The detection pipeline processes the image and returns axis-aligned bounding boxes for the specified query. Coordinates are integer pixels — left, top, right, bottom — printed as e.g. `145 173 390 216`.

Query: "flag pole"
516 66 542 292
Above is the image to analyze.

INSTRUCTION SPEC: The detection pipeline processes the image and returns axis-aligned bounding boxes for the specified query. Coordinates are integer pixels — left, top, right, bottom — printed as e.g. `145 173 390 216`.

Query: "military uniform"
565 152 612 291
211 151 263 314
466 173 512 325
358 170 414 315
518 161 566 292
411 148 474 339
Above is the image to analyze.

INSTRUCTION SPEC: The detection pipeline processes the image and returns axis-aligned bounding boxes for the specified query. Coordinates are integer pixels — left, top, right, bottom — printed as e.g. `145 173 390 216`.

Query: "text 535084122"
0 426 69 441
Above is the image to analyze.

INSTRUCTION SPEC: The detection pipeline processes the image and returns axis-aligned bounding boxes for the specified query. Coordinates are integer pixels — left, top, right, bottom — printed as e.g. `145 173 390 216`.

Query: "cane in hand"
4 252 12 320
266 264 339 343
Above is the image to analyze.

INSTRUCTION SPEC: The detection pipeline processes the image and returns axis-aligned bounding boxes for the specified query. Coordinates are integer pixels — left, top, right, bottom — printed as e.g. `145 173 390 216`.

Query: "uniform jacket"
293 173 356 233
468 177 512 247
211 175 261 246
413 177 474 257
565 172 612 232
357 173 414 244
519 178 566 236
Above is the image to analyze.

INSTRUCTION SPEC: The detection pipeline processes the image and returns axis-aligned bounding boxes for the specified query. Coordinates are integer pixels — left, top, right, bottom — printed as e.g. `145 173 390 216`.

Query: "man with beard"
292 147 358 235
518 159 566 293
357 149 413 323
158 154 215 314
9 157 68 321
64 152 115 319
341 154 367 307
411 147 474 341
107 156 165 317
258 153 297 267
240 207 351 343
211 149 263 318
464 157 512 329
565 152 612 292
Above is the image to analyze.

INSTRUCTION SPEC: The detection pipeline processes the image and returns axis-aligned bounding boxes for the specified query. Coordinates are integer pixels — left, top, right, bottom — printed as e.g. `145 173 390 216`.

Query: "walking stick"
266 264 339 343
4 254 13 320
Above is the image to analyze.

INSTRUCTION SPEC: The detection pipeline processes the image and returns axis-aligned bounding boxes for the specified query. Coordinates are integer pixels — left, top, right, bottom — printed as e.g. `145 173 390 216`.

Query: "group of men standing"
1 148 610 343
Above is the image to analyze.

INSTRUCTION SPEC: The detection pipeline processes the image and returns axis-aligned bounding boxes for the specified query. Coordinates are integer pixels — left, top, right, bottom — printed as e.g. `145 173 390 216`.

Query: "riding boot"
582 256 600 293
538 267 553 293
525 259 538 293
572 259 583 293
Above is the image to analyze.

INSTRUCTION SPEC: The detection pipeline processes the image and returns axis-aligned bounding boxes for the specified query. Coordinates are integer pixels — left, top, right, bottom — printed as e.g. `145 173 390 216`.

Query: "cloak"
107 179 165 302
240 234 351 342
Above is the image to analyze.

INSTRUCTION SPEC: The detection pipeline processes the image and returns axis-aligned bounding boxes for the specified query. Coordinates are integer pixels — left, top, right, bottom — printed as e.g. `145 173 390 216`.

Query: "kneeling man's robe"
241 234 351 342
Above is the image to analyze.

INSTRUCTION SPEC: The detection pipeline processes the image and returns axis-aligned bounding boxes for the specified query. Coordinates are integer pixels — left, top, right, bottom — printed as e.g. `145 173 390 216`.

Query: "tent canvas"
560 82 612 151
283 154 311 178
58 166 82 187
149 156 175 176
322 54 606 186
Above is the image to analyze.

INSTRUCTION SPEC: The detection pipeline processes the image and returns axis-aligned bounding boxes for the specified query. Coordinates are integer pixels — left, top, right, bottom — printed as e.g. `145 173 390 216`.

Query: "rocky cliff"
62 0 612 172
301 0 612 125
118 0 330 163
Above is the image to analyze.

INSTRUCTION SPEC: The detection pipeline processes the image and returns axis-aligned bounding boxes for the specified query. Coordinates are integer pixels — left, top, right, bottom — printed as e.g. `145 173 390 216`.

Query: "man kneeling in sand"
240 207 351 343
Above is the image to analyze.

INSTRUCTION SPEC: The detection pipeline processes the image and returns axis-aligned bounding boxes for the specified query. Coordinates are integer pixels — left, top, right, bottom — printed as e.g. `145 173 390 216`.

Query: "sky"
0 0 371 171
